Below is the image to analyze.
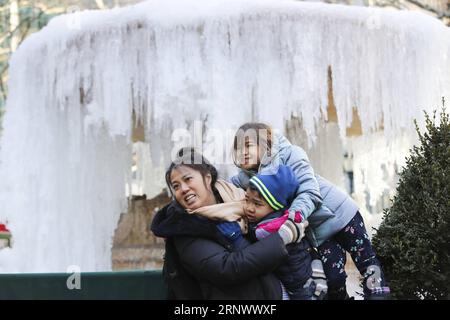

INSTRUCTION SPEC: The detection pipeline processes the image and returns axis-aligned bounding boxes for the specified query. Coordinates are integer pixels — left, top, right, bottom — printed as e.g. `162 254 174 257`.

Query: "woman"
151 147 306 300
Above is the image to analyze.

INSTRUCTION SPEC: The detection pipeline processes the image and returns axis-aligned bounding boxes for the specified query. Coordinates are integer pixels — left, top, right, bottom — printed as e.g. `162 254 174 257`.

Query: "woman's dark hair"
165 147 218 198
232 122 273 167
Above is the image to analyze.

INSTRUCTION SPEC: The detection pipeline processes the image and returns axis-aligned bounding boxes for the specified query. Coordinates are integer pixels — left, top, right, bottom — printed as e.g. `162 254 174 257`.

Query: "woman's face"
170 165 216 210
237 137 260 171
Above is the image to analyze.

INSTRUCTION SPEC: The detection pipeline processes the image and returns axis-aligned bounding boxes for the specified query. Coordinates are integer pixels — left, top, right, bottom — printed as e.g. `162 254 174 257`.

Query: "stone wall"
112 190 171 271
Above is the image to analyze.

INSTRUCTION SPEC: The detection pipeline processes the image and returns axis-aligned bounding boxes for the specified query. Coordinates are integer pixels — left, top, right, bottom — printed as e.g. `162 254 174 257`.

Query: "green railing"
0 270 167 300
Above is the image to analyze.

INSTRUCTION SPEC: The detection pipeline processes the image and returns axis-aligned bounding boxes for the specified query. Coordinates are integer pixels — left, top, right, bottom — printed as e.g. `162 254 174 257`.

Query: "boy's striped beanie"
249 165 299 211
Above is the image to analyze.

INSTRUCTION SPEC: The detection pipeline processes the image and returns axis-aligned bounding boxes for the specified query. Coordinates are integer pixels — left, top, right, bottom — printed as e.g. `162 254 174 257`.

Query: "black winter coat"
248 211 313 293
151 201 289 300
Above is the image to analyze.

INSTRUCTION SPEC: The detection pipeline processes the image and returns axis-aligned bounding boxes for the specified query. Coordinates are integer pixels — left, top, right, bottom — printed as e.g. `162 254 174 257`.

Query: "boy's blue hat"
249 165 299 211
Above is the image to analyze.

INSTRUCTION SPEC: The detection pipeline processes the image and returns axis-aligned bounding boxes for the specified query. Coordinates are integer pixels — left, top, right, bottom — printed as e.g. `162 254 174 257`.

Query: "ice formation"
0 0 449 272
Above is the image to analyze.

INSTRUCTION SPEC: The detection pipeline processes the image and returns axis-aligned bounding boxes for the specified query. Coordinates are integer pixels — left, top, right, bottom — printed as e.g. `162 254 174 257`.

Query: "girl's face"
244 187 273 223
238 137 260 171
170 165 216 210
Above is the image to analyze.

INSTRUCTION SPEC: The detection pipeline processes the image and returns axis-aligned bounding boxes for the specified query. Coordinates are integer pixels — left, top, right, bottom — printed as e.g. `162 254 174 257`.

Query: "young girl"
231 122 390 300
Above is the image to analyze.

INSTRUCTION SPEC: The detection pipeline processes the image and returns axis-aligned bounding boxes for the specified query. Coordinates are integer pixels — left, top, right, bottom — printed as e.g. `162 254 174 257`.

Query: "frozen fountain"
0 0 449 272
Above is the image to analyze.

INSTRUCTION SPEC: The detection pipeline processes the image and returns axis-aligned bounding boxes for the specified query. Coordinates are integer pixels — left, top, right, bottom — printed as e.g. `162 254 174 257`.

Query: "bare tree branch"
404 0 450 18
0 11 43 46
0 74 7 103
95 0 107 10
9 0 20 51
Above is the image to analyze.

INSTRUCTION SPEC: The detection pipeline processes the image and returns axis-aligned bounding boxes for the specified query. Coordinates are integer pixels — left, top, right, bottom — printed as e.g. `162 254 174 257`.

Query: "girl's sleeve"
230 174 242 188
229 171 248 189
285 146 323 221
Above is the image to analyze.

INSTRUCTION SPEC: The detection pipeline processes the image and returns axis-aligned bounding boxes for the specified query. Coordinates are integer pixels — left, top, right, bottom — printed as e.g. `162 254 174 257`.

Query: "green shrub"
372 102 450 300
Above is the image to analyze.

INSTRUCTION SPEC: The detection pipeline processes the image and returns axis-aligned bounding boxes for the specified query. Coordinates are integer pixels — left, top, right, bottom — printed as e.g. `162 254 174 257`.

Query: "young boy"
243 165 319 300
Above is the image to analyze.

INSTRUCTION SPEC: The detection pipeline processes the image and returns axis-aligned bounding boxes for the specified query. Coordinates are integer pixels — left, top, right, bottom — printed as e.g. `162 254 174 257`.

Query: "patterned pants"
317 211 390 299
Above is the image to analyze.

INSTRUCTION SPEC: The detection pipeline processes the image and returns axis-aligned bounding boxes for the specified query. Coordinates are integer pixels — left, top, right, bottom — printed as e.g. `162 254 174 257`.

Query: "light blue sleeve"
229 171 250 190
284 146 323 221
230 174 244 189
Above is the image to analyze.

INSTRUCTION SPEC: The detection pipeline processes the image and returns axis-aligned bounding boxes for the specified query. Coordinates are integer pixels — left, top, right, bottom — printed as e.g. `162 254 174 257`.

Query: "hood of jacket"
255 132 292 173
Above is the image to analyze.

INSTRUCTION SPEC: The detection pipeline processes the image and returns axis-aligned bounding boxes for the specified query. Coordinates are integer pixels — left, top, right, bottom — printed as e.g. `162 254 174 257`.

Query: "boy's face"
244 187 273 223
238 137 260 171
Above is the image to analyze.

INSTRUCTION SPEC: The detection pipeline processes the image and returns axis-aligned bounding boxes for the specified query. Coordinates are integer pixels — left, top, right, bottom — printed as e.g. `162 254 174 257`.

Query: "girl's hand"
278 218 309 244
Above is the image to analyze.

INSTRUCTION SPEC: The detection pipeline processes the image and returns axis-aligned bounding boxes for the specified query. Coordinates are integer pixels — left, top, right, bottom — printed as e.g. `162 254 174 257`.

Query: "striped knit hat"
249 165 299 211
